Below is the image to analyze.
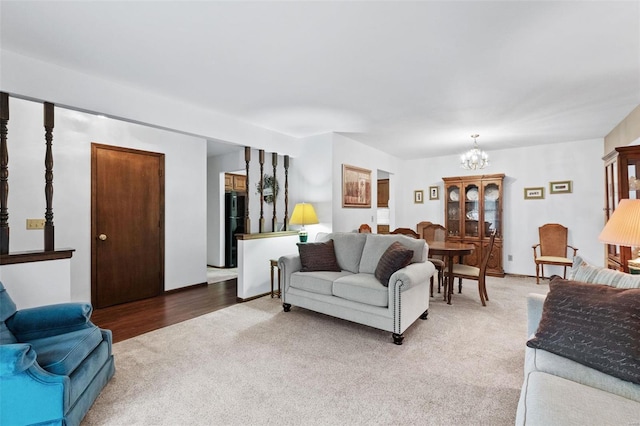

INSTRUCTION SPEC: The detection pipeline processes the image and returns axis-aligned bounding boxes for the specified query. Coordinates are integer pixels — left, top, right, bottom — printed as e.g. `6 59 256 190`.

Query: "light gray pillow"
570 256 640 289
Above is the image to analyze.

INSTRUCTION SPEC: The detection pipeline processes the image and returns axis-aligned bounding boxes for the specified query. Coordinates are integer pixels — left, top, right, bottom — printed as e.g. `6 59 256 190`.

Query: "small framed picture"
550 180 572 194
429 186 439 200
524 187 545 200
414 190 424 204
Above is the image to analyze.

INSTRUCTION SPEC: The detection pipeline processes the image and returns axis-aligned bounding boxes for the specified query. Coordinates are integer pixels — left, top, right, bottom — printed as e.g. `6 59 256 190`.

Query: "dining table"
428 241 475 305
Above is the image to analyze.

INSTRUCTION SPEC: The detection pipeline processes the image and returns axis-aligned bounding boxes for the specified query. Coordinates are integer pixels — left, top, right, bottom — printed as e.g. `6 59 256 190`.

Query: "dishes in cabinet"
448 206 459 218
466 188 479 201
449 188 459 201
466 210 479 220
485 188 499 201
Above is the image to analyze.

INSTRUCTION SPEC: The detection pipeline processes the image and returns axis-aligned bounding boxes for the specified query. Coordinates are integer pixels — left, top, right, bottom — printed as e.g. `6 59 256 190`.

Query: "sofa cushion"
333 274 389 307
374 242 413 286
527 277 640 385
569 255 640 288
516 371 640 426
289 271 351 296
28 326 103 376
297 240 341 272
359 234 426 274
325 232 366 274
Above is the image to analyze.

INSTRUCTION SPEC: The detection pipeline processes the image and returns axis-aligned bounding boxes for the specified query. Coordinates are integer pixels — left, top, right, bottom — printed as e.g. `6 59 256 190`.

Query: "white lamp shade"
599 199 640 247
289 203 319 226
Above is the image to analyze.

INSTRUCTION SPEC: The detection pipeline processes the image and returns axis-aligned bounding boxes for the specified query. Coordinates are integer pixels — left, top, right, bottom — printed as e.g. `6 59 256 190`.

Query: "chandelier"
460 134 489 170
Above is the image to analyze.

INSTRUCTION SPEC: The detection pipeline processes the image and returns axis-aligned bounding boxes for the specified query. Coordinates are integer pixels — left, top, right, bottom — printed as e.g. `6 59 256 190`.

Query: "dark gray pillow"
527 276 640 384
374 242 413 286
297 240 341 272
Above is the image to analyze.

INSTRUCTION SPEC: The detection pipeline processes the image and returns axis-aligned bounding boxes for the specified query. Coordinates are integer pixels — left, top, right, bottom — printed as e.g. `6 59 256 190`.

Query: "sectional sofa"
516 257 640 425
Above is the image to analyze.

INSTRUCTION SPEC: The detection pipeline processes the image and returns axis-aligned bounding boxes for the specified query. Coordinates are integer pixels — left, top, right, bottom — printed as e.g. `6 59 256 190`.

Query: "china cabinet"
443 173 505 277
603 145 640 272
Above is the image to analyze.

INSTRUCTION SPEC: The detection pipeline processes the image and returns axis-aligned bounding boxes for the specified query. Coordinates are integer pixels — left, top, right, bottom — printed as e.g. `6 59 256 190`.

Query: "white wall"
332 133 401 232
0 259 71 309
396 138 605 275
6 97 208 302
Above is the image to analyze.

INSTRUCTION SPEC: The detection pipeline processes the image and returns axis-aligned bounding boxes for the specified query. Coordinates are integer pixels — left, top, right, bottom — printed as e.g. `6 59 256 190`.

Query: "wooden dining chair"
415 222 447 297
532 223 578 284
390 227 419 238
446 229 497 306
358 223 372 233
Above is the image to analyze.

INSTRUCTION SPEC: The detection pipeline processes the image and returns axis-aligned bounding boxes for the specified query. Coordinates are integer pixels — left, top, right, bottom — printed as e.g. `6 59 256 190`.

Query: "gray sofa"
278 232 436 344
515 257 640 425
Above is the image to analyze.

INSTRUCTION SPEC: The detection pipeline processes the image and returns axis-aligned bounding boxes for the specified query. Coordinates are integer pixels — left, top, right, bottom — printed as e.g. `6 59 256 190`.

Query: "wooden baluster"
272 153 278 232
44 102 54 251
259 149 265 233
0 93 9 255
284 155 289 231
244 147 251 234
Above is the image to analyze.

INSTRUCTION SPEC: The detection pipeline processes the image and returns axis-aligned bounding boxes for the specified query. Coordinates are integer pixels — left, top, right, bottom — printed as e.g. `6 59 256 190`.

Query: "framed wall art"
414 190 424 204
550 180 572 194
342 164 371 208
429 186 439 200
524 187 545 200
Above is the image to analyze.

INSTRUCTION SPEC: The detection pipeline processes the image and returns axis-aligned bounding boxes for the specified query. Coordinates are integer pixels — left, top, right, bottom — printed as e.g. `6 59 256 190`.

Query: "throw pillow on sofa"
374 242 414 286
527 276 640 385
297 239 341 272
570 255 640 289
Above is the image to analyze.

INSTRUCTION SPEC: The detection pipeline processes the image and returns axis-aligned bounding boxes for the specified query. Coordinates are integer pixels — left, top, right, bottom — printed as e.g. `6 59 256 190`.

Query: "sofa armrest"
0 344 68 424
278 254 302 294
6 303 93 341
389 261 436 292
526 293 547 337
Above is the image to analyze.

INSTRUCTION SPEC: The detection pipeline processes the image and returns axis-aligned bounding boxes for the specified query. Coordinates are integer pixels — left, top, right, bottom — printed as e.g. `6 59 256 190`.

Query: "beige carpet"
83 275 549 425
207 266 238 284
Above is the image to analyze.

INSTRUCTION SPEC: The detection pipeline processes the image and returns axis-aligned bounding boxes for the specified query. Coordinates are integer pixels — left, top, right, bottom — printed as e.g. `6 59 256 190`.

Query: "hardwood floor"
91 279 238 343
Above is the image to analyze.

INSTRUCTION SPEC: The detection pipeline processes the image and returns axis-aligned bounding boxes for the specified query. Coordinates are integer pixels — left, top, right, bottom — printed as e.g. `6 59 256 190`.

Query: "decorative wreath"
256 174 280 204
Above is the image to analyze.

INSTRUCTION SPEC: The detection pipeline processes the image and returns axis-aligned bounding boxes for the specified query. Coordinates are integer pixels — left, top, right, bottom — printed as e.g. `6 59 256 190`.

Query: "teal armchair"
0 281 115 425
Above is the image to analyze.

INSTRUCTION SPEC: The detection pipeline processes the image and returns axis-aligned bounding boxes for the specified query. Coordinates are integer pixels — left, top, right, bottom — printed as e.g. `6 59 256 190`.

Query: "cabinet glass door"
446 184 461 237
464 183 479 237
483 182 500 237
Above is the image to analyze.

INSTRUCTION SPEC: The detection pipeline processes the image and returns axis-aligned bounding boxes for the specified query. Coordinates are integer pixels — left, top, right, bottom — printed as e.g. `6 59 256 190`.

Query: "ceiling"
1 1 639 159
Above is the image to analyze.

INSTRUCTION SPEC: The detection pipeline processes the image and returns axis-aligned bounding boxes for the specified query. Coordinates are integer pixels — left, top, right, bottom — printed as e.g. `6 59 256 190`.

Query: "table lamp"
598 198 640 272
290 202 319 242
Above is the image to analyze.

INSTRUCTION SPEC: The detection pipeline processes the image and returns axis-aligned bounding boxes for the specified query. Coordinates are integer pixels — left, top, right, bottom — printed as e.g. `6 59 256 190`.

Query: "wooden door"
91 144 164 308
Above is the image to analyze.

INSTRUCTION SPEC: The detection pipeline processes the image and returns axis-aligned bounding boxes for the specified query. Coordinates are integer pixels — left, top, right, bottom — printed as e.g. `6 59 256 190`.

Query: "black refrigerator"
225 191 245 268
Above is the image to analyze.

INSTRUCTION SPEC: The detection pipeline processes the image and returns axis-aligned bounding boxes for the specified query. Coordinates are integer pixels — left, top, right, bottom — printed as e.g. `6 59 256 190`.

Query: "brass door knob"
98 234 108 241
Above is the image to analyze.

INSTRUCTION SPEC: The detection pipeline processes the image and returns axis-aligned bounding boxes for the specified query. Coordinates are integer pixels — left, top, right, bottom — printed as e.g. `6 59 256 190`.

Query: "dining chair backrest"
418 222 446 243
538 223 569 258
390 228 419 238
358 224 372 233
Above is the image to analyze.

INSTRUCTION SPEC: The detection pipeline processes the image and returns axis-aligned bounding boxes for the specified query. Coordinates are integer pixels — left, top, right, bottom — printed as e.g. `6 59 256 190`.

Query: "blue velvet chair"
0 281 115 425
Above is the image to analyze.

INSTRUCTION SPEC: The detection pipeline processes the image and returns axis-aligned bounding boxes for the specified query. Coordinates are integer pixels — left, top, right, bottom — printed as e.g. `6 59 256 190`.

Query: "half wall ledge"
0 248 75 265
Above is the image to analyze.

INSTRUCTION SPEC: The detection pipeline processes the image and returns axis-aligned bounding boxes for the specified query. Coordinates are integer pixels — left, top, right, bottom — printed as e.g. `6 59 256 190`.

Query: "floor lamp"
599 199 640 273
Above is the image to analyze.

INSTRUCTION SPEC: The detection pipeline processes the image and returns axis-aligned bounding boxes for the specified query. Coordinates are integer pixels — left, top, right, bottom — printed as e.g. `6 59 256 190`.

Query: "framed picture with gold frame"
429 186 439 200
342 164 371 208
550 180 572 194
524 187 545 200
414 190 424 204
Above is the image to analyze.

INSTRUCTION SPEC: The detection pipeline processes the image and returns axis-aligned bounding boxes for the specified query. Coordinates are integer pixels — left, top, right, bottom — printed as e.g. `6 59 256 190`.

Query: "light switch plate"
26 219 45 229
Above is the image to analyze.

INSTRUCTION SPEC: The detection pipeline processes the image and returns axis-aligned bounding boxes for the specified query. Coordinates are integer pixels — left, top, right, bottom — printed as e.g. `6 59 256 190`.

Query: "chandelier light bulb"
460 134 489 170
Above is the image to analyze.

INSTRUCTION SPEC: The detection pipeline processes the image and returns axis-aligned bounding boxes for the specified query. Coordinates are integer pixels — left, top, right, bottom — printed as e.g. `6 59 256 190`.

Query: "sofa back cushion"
0 282 18 344
319 232 367 274
359 234 427 274
570 256 640 289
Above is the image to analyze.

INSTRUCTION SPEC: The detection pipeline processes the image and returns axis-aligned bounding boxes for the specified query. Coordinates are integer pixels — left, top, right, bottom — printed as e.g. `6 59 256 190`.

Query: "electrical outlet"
26 219 45 230
508 255 513 261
